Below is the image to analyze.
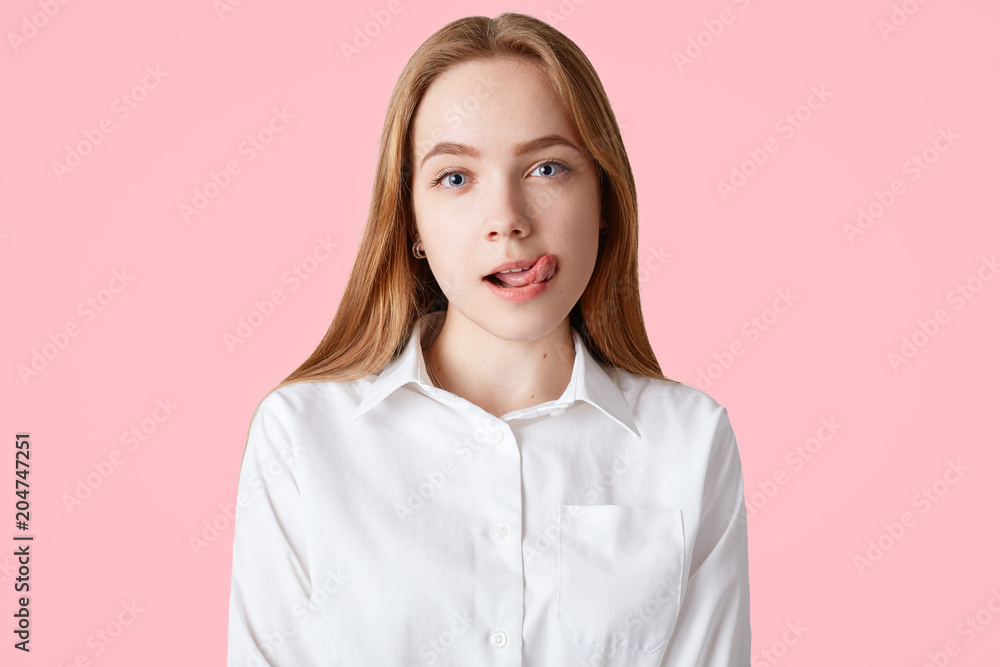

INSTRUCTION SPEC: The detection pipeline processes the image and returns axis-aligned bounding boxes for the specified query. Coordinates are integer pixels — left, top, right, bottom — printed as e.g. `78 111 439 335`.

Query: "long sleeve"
660 407 751 666
227 396 339 666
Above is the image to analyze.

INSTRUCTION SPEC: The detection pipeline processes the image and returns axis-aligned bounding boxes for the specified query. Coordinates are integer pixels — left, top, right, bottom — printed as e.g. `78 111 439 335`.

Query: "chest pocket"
556 504 685 654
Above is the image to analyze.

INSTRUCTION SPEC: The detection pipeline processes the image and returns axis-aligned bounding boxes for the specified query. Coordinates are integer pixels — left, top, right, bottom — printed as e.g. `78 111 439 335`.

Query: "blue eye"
533 163 562 177
435 172 468 188
430 159 571 189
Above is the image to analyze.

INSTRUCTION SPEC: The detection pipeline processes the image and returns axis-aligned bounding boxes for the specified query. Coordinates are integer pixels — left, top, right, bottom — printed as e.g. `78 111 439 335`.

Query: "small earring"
412 240 426 259
599 218 608 234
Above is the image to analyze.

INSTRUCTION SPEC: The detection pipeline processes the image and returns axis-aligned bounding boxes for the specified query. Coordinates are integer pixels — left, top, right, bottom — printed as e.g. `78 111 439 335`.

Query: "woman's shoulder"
611 366 730 429
251 375 379 424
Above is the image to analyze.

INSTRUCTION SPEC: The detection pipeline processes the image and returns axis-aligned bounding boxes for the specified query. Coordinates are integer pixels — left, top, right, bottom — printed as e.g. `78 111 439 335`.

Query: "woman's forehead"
411 61 580 164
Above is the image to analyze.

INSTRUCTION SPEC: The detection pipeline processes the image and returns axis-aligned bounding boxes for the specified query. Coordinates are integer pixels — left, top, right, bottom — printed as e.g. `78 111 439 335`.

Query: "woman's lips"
486 254 557 288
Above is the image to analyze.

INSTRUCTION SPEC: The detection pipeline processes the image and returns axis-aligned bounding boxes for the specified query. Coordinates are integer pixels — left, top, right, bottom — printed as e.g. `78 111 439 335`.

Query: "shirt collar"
351 310 640 438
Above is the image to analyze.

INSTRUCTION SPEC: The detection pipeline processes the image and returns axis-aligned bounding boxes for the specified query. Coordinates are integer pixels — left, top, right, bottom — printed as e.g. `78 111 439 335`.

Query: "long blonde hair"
273 11 672 398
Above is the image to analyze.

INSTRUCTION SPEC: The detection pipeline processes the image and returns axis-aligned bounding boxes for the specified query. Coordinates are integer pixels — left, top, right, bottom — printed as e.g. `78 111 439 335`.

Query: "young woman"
228 12 750 666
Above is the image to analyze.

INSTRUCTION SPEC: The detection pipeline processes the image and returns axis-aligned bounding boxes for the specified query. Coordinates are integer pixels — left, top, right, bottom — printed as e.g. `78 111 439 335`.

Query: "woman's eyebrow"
419 134 582 169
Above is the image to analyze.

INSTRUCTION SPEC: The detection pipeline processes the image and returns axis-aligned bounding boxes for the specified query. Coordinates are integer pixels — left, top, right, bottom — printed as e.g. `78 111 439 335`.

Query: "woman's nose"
482 176 532 239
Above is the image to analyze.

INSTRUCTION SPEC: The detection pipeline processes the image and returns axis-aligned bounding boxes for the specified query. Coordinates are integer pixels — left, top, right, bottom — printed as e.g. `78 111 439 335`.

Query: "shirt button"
490 524 508 540
550 407 566 417
489 630 508 648
489 429 503 443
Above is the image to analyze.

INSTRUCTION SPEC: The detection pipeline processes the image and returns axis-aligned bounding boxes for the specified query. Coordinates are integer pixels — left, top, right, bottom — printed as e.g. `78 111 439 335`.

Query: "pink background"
3 0 998 664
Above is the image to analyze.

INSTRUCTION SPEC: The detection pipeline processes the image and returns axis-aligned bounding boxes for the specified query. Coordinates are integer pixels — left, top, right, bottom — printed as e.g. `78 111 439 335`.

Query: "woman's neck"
422 309 576 418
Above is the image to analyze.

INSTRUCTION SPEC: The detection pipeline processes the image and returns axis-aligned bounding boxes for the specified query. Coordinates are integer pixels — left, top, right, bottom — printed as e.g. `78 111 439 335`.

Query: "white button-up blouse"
227 310 751 666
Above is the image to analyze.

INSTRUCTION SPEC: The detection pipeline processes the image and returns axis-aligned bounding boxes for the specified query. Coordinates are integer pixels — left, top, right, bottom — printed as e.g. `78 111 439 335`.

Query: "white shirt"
227 310 750 666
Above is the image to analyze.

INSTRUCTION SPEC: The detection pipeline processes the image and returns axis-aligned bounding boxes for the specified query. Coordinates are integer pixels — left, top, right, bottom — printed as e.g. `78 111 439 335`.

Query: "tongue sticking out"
492 255 557 288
